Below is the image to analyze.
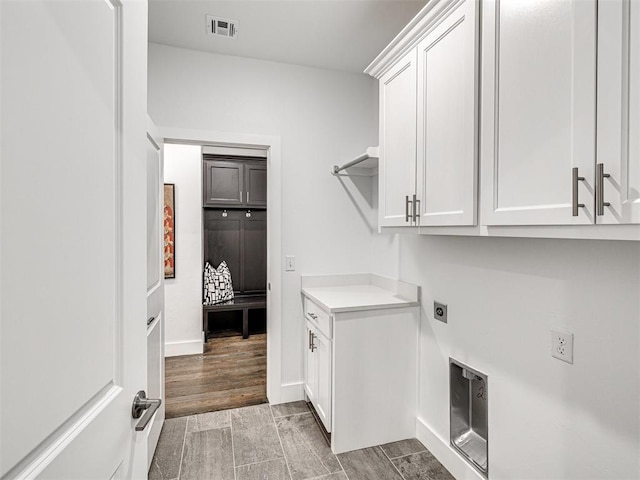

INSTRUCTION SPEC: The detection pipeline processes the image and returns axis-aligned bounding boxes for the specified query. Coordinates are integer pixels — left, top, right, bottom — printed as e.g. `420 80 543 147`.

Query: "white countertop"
300 274 420 313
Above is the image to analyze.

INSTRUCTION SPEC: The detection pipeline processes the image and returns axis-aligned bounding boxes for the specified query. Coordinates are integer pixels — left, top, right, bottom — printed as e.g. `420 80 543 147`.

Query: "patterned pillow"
203 261 235 305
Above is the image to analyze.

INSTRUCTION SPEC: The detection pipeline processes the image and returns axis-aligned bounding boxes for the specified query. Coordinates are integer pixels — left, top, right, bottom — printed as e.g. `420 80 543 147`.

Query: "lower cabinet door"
304 322 317 404
314 329 332 433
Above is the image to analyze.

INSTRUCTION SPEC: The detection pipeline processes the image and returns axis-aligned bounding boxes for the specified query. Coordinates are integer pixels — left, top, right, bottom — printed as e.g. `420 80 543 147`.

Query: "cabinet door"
304 322 317 405
379 49 418 227
314 329 332 433
245 163 267 207
203 160 243 207
416 0 479 226
481 0 596 225
243 210 267 293
597 0 640 224
203 209 242 292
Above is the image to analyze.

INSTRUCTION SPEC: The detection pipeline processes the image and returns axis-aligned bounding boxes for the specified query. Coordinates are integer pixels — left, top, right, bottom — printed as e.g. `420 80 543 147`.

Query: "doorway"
162 143 271 418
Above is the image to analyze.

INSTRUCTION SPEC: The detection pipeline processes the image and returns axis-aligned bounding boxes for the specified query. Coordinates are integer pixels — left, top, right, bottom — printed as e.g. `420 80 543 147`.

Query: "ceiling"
148 1 427 73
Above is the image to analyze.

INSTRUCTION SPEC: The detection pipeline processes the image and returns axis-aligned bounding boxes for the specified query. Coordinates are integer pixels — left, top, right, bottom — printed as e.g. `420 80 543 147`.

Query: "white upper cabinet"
597 0 640 224
416 0 479 226
368 0 639 239
481 0 597 226
374 0 479 228
378 49 418 227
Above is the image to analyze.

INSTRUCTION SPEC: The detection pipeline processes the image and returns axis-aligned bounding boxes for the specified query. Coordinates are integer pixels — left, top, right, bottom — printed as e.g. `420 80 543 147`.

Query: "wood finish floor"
150 402 455 480
165 333 267 418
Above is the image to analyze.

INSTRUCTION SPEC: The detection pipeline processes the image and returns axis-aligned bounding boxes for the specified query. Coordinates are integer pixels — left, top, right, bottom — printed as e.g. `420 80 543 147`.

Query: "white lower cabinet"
304 322 318 406
304 320 332 432
301 275 420 454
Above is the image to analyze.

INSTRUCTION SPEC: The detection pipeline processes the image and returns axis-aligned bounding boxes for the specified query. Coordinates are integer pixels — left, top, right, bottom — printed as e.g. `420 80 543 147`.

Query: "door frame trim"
156 126 284 404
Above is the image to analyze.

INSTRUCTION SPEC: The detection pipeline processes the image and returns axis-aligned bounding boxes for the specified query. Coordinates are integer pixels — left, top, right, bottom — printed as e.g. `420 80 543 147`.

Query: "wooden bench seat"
203 295 266 340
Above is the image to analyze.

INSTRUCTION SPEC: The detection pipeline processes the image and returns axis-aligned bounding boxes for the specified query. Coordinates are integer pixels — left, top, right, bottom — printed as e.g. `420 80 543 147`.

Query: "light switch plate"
285 256 296 272
434 301 447 323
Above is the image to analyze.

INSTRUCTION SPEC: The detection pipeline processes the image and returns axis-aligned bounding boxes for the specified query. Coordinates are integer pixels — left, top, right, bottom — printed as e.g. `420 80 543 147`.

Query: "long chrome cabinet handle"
405 195 412 223
132 390 162 431
571 167 585 216
310 333 316 352
308 330 312 350
596 163 611 216
412 194 420 223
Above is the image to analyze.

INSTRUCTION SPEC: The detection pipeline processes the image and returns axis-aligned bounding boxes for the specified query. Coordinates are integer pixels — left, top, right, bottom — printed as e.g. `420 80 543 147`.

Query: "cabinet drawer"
304 297 332 339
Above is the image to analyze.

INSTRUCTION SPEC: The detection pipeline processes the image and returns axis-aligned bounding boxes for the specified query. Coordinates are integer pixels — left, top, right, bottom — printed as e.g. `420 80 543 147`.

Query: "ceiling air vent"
206 15 239 39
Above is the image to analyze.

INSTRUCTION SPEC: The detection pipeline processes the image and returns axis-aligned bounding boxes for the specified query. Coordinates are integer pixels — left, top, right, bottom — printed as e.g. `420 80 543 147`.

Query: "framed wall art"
164 183 176 279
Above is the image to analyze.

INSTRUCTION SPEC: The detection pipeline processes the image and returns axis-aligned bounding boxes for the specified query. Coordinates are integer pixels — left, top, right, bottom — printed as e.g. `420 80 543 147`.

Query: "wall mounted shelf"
332 146 379 176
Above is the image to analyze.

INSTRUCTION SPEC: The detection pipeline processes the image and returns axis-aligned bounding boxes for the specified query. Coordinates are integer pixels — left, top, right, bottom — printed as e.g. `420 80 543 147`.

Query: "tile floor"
149 401 455 480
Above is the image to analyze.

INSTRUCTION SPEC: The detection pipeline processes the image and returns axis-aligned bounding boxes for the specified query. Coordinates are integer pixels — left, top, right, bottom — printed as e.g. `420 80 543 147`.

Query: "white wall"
149 44 397 373
149 42 640 479
163 144 203 356
400 235 640 479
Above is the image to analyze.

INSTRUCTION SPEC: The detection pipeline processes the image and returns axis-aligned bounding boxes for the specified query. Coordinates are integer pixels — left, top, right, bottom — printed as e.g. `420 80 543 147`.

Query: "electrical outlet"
434 301 447 323
285 256 296 272
551 329 574 364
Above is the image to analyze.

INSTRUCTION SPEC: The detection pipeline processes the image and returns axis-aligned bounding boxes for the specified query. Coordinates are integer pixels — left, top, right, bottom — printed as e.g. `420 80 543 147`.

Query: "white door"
1 1 149 479
481 0 597 225
145 120 165 468
304 322 317 405
416 0 479 227
379 49 418 227
314 329 332 433
597 0 640 224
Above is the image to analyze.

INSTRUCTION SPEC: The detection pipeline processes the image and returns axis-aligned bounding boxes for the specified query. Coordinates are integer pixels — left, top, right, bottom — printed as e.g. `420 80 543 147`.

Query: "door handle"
310 332 316 352
571 167 585 217
412 194 419 223
405 195 413 223
596 163 611 216
132 390 162 431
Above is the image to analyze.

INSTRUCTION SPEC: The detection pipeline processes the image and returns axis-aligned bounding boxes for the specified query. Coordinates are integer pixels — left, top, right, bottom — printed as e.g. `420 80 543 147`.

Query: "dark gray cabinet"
203 160 244 207
203 209 266 294
244 164 267 207
242 213 267 292
203 158 266 208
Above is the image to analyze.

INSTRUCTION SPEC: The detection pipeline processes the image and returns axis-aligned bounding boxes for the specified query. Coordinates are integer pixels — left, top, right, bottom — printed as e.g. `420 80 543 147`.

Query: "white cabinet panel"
304 323 317 405
416 0 478 226
304 321 332 433
481 0 597 225
314 329 332 433
597 0 640 224
379 49 418 227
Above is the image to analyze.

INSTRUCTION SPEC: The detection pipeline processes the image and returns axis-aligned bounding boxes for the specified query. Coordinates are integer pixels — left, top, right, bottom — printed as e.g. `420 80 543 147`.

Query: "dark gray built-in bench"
202 295 266 339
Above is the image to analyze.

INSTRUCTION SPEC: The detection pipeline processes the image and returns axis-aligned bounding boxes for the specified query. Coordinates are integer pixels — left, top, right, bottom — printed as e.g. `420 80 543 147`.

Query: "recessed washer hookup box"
450 358 488 478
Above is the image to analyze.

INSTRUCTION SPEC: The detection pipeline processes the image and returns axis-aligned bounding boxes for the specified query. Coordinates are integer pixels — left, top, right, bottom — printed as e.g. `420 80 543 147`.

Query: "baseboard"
271 381 304 404
165 340 203 357
416 417 485 480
